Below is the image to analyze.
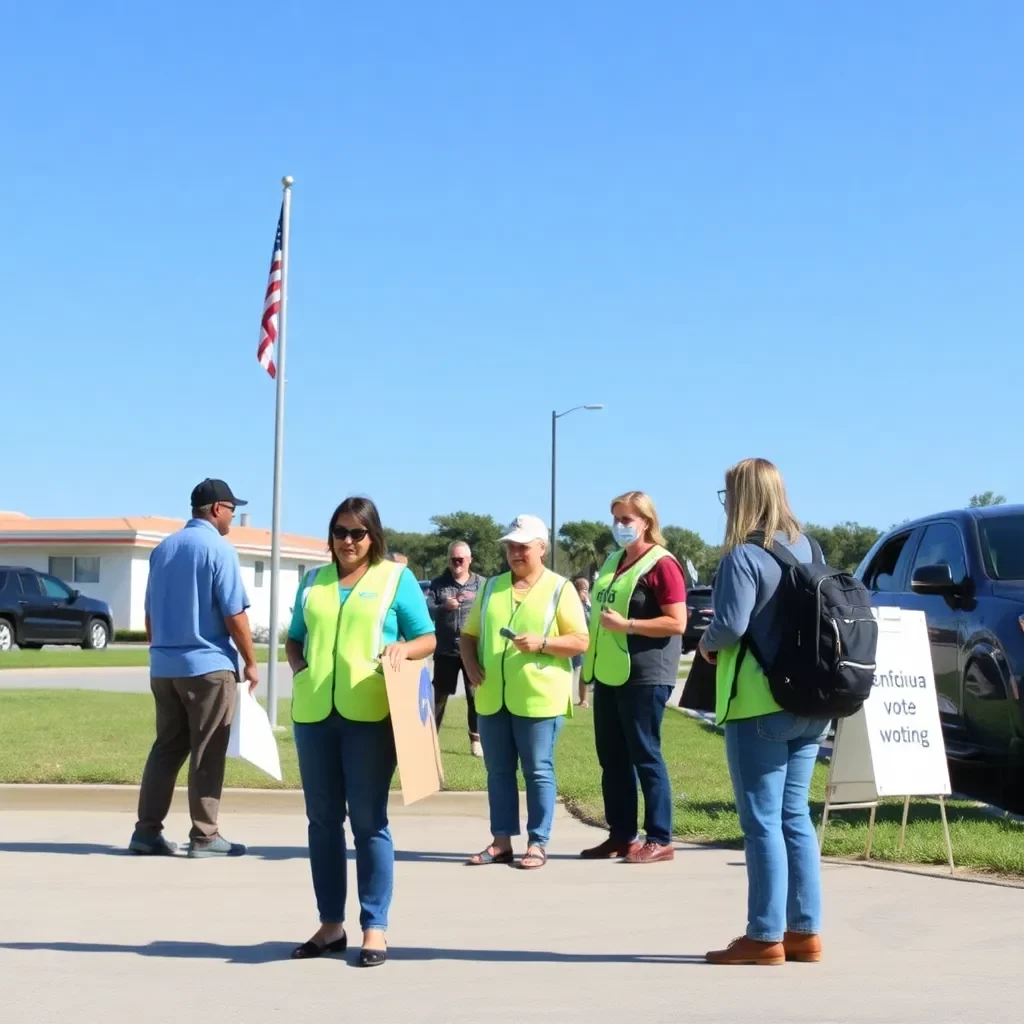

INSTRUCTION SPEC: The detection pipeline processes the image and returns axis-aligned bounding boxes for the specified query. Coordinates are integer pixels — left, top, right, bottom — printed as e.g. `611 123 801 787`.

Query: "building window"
255 561 265 588
49 556 101 584
297 563 306 580
74 557 101 583
49 557 74 582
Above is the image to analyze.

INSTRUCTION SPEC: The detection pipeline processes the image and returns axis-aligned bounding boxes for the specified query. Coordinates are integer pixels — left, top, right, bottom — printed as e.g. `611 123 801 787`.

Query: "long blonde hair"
610 491 667 546
723 458 800 550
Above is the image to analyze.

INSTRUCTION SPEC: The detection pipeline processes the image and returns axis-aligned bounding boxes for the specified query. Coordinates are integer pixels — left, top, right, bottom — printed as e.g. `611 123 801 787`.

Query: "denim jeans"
593 682 674 845
476 708 564 846
724 711 831 942
293 712 397 931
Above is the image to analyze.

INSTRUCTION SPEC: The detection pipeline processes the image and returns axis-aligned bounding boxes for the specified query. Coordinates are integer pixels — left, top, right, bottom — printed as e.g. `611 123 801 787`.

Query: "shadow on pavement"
0 843 127 856
0 941 706 965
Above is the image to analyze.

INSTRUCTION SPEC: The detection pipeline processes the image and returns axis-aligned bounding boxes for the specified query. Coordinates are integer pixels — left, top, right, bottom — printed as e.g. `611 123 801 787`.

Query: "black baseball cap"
191 478 248 509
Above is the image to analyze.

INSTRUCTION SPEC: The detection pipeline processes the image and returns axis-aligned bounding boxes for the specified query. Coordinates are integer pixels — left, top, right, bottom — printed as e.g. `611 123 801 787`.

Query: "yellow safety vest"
291 560 404 724
475 570 573 718
583 545 671 686
715 644 782 725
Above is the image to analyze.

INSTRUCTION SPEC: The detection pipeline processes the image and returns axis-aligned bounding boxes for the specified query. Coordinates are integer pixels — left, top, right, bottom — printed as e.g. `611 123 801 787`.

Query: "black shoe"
291 934 348 960
359 945 387 968
128 831 178 856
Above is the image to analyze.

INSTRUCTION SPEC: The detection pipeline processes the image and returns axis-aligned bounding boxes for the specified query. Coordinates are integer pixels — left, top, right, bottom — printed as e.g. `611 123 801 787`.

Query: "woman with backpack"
698 458 831 966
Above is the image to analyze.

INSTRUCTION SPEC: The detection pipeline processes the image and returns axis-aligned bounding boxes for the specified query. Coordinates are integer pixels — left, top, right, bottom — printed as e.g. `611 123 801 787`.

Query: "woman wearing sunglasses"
285 496 436 968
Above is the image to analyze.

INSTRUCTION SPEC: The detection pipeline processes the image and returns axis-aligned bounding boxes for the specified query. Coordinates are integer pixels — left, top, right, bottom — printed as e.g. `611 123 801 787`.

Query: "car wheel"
83 619 110 650
0 619 13 652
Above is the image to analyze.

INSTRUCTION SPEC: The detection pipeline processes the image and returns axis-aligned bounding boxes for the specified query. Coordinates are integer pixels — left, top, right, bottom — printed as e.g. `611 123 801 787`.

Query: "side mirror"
911 563 956 596
69 589 81 603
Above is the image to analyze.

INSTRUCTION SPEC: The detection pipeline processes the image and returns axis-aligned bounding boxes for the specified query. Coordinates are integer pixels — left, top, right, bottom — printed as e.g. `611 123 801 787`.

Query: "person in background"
131 478 257 859
286 496 436 968
572 575 593 708
460 515 589 869
426 541 486 756
699 458 829 966
581 491 687 864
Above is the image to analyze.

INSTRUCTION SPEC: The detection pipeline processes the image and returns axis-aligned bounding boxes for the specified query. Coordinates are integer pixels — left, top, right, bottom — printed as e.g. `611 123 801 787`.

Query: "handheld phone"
499 627 518 640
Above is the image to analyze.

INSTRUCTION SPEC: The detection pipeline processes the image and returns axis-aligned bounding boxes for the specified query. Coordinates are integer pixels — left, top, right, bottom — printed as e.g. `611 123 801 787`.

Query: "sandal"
467 845 514 866
519 846 547 870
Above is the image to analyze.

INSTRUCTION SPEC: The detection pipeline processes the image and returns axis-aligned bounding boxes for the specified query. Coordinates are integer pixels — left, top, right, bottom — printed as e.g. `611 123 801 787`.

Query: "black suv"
683 585 714 653
855 505 1024 798
0 567 114 652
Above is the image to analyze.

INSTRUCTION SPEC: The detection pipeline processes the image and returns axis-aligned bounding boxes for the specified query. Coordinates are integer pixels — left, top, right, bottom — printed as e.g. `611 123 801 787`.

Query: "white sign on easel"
821 606 954 870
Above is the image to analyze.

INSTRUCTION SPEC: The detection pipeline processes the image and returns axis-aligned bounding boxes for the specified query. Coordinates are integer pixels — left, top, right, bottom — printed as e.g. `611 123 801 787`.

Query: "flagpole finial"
282 175 294 188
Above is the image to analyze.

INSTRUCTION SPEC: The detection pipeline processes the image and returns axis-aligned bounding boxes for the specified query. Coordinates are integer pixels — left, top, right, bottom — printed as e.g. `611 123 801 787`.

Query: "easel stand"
819 792 955 873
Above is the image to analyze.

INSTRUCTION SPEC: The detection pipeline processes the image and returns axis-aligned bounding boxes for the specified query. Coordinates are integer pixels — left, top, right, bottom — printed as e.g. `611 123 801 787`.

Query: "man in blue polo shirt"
130 478 259 858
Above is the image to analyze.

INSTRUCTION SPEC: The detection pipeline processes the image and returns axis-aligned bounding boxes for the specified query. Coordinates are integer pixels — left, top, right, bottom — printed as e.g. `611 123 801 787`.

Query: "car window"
687 590 713 609
40 576 72 599
911 523 967 584
979 514 1024 580
863 532 916 592
17 573 43 596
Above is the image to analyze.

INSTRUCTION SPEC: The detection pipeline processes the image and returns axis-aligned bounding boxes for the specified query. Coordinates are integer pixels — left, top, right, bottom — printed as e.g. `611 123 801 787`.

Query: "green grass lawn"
0 689 1021 875
0 647 288 670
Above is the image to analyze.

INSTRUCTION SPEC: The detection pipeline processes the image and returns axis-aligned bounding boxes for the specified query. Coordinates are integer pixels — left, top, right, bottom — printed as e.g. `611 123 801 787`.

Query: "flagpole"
266 174 293 729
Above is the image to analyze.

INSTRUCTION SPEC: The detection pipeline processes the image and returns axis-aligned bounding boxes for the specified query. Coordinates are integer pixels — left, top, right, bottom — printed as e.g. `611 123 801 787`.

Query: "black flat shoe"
291 934 348 960
359 945 387 968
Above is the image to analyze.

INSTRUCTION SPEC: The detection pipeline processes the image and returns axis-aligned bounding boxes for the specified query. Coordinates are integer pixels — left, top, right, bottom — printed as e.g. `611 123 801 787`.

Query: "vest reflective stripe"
475 570 573 719
583 545 672 687
715 644 782 725
292 560 404 724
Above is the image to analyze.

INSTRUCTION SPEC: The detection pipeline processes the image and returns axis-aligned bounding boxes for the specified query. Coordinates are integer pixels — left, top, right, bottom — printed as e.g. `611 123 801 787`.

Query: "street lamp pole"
550 404 604 571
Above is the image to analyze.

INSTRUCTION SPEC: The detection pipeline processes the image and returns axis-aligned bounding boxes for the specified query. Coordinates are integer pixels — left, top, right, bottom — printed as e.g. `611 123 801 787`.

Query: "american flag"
257 208 283 378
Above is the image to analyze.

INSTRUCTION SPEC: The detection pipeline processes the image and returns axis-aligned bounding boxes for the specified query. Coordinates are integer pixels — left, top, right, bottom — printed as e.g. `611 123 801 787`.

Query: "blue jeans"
476 709 564 846
725 711 830 942
293 712 397 931
593 682 674 844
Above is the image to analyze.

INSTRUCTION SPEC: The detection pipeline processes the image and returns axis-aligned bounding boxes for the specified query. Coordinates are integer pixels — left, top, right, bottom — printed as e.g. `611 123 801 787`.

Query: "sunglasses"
332 527 369 542
717 489 726 507
450 557 467 565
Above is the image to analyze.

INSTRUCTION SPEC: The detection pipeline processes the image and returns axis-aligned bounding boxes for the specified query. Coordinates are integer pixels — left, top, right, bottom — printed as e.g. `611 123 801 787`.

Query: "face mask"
612 521 640 547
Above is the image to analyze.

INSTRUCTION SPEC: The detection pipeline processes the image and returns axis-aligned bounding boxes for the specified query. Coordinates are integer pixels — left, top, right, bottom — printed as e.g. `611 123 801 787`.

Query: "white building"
0 512 327 633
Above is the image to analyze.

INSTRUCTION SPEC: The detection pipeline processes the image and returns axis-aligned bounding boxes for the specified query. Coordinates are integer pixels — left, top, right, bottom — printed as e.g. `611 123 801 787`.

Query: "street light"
550 404 604 571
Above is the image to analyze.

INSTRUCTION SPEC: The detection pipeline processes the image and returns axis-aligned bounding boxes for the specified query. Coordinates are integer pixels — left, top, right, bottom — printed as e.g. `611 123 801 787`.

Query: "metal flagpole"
266 174 293 729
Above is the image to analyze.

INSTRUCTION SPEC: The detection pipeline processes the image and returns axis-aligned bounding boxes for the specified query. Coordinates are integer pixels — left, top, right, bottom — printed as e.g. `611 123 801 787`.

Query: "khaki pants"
136 672 237 841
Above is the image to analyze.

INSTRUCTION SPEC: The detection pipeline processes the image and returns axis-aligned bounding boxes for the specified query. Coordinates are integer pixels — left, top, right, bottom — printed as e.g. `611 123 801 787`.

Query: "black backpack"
731 534 878 720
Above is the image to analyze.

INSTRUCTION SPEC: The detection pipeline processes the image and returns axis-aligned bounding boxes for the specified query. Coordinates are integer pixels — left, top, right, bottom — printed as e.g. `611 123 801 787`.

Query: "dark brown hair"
327 496 386 567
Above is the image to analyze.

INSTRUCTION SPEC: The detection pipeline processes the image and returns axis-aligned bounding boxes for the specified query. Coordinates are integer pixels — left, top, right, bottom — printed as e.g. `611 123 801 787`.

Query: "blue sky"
5 1 1022 545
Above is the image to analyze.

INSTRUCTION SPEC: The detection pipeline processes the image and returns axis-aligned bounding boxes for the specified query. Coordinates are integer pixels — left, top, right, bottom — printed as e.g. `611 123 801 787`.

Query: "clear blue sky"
5 1 1022 546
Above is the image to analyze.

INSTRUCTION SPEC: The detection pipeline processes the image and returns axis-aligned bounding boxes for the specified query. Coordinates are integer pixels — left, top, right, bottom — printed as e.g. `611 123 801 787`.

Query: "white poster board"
828 607 950 804
823 606 954 870
227 684 283 781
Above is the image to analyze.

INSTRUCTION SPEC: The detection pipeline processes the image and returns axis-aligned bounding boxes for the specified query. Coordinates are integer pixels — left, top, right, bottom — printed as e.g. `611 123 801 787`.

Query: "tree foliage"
557 520 614 577
969 491 1006 508
804 521 881 572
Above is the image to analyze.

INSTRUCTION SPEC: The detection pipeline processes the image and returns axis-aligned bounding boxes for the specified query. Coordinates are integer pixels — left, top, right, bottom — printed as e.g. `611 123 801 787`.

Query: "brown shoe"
706 936 785 966
783 932 822 963
624 841 675 864
580 836 641 860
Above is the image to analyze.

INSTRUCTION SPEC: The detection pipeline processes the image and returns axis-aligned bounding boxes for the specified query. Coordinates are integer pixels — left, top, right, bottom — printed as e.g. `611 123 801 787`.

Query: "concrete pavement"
1 795 1021 1024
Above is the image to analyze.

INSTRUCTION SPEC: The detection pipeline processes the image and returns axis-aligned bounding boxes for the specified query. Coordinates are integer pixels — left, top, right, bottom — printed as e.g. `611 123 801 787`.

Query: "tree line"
385 493 1004 584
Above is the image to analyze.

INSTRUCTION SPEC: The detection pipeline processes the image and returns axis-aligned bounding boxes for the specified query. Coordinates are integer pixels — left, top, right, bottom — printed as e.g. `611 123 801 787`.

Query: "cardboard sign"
828 607 951 803
383 658 444 805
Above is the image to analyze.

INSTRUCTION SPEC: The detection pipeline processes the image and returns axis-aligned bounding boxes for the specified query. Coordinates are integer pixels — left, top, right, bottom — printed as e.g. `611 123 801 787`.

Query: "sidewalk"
1 797 1021 1023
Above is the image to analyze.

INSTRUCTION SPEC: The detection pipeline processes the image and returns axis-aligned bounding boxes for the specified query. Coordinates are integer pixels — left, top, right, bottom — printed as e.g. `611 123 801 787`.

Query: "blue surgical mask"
612 521 640 547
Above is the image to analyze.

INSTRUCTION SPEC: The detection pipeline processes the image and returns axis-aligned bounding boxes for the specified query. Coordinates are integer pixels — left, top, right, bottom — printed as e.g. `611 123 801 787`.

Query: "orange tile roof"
0 514 326 557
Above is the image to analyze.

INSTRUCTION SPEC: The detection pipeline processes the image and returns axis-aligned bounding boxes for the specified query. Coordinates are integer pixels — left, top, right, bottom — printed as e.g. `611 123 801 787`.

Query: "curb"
0 784 495 817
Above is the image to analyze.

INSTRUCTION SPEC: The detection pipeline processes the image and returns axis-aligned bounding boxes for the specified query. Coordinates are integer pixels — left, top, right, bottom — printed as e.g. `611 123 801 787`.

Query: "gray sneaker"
128 832 179 856
187 836 247 859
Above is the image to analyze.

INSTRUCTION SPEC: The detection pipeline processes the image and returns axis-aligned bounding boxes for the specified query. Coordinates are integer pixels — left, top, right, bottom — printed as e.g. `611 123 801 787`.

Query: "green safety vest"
715 644 782 725
474 570 573 718
583 545 671 686
291 559 404 724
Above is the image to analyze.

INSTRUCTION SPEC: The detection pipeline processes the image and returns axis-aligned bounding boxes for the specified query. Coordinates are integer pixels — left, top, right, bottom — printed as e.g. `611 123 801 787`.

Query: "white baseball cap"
500 514 549 545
